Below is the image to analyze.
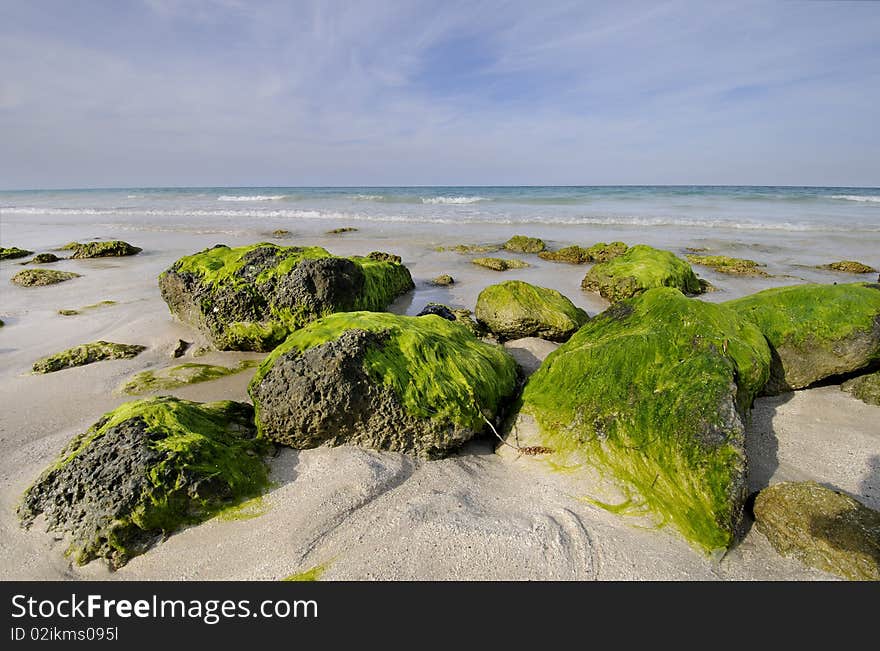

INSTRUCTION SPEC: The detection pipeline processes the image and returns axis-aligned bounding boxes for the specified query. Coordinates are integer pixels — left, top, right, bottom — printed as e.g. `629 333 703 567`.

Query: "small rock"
471 257 530 271
841 370 880 406
416 303 457 321
430 274 455 286
33 341 146 373
503 235 546 254
171 339 191 358
11 269 81 287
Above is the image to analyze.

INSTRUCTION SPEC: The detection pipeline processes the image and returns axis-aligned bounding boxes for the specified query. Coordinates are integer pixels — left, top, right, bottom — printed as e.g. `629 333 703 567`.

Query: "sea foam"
830 195 880 203
217 195 287 202
421 196 487 204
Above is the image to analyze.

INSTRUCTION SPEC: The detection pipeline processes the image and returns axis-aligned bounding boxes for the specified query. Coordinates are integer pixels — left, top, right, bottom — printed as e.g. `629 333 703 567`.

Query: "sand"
0 227 878 581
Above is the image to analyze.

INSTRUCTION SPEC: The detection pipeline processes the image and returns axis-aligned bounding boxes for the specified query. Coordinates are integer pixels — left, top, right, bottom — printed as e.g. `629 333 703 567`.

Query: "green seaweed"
215 494 270 521
818 260 877 274
33 341 146 373
58 300 116 316
66 240 142 258
471 257 531 271
581 244 702 302
118 360 261 395
475 280 589 341
0 247 34 260
686 254 769 276
437 243 500 254
11 269 81 287
519 287 771 551
282 563 329 581
503 235 546 254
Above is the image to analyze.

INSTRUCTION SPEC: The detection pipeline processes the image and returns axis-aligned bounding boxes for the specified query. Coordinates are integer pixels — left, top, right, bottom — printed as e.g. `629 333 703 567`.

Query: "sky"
1 0 879 189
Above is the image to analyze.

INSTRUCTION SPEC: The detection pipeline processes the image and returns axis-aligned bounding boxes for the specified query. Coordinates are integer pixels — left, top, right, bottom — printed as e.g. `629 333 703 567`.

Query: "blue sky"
1 0 879 188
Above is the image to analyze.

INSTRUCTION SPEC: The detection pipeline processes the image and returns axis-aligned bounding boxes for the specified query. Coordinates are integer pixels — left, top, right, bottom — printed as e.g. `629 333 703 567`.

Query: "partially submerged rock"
18 397 267 568
581 244 702 302
327 227 358 234
585 241 628 263
475 280 589 342
726 283 880 393
513 287 771 551
538 241 628 265
57 300 116 317
118 360 260 395
471 257 530 271
686 254 769 276
32 341 146 373
429 274 454 286
27 253 62 265
753 481 880 581
503 235 546 254
270 229 291 237
249 312 518 459
841 370 880 406
65 240 142 258
416 303 457 321
11 269 81 287
0 247 33 260
438 243 500 254
158 242 414 351
819 260 877 274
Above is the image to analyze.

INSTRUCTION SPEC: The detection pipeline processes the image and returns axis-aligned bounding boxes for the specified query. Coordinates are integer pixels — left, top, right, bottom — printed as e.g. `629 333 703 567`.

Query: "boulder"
471 257 530 271
538 241 628 265
686 254 769 276
64 240 142 258
18 397 267 568
581 244 702 302
27 253 62 265
430 274 455 286
726 283 880 393
841 370 880 406
503 235 546 254
249 312 518 459
32 341 146 373
753 481 880 581
11 269 81 287
416 303 457 321
0 247 33 260
819 260 876 274
513 287 771 551
158 243 414 351
475 280 589 342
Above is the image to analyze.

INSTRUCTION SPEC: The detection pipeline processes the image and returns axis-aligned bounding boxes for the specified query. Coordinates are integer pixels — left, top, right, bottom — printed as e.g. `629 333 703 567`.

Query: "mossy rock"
33 341 146 374
327 227 358 234
0 247 33 260
270 229 291 237
249 312 518 459
18 397 268 568
686 254 769 277
841 370 880 406
471 257 531 271
475 281 589 342
753 481 880 581
586 241 628 263
503 235 546 254
118 360 260 395
66 240 142 258
538 241 628 265
11 269 81 287
158 243 414 351
581 245 702 302
725 283 880 393
430 274 454 286
819 260 877 274
514 287 771 551
27 253 62 265
438 244 500 254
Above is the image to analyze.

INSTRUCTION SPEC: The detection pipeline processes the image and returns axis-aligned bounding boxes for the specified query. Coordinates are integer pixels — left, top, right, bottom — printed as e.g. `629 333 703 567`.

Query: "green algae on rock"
538 241 628 265
686 254 769 276
726 283 880 393
841 370 880 406
26 253 62 265
65 240 142 258
753 481 880 581
158 242 414 351
581 244 702 302
471 257 531 271
270 229 291 237
430 274 454 286
0 247 33 260
33 341 146 374
503 235 546 254
475 280 589 342
437 243 500 254
514 287 771 551
17 397 268 568
58 300 117 317
119 360 261 395
11 268 81 287
818 260 877 274
249 311 518 459
327 227 358 234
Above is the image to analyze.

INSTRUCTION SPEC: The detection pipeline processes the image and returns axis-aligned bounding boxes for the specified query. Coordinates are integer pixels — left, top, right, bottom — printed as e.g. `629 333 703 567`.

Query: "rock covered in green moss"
841 370 880 406
581 245 702 302
66 240 142 258
586 241 629 263
438 243 500 254
471 257 530 271
686 254 769 276
430 274 454 286
327 227 358 234
118 360 260 395
819 260 877 274
57 300 116 317
726 283 880 393
11 268 81 287
753 481 880 580
416 303 457 320
271 229 291 237
32 341 146 373
158 242 414 351
475 281 589 342
27 253 62 265
514 287 771 551
503 235 546 254
249 312 518 459
18 397 267 568
0 247 33 260
538 242 628 265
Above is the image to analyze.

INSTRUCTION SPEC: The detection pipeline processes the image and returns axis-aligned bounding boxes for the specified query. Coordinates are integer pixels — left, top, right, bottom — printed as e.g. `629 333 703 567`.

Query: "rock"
503 235 546 254
476 280 589 342
430 274 455 286
270 229 291 237
512 287 771 551
841 370 880 406
538 242 628 265
0 247 33 260
57 300 116 317
438 243 500 254
27 253 62 264
471 257 531 271
118 360 259 395
503 337 559 376
726 283 880 393
11 269 81 287
171 339 191 358
819 260 877 274
65 240 142 258
248 312 518 459
0 319 4 327
327 227 358 234
32 341 146 373
581 245 702 302
686 254 769 276
416 303 457 321
753 481 880 581
58 309 79 316
158 242 414 351
17 397 267 568
586 241 628 263
450 308 486 338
